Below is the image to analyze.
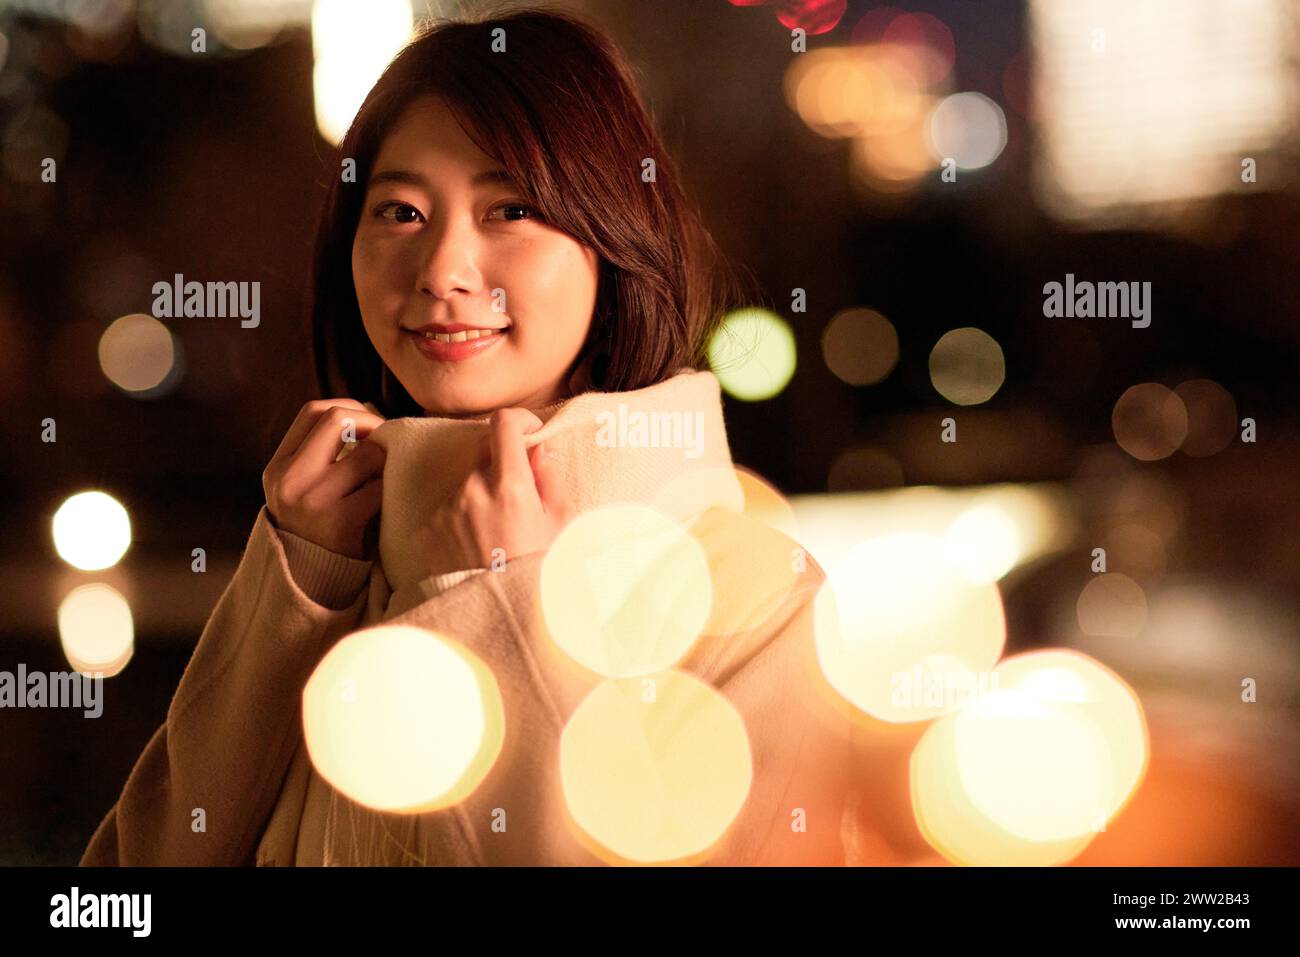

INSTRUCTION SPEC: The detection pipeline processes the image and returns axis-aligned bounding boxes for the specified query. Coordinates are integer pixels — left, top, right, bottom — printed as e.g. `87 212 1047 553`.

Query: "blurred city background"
1 0 1297 865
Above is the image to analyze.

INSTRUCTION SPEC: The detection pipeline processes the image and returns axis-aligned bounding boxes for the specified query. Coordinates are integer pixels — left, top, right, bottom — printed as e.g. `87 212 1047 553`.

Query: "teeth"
420 329 505 342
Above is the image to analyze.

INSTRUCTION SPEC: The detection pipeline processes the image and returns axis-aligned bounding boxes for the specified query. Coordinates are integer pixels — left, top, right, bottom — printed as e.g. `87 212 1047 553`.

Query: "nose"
416 216 483 300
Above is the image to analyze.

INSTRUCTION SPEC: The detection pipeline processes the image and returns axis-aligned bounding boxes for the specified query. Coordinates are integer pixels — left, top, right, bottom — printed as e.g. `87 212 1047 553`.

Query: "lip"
405 326 508 362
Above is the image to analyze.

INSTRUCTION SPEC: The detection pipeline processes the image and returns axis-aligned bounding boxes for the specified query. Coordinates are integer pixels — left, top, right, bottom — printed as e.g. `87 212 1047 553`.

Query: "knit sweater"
80 369 852 866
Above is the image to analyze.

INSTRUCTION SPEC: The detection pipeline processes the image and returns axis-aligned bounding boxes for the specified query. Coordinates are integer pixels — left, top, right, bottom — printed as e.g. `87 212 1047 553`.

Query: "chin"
415 386 503 418
418 398 494 418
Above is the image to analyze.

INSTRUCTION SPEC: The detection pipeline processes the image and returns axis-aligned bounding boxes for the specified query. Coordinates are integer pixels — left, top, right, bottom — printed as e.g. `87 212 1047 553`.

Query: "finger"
277 399 370 463
342 475 383 523
295 408 387 476
528 441 569 516
488 408 543 493
316 438 386 501
473 430 493 471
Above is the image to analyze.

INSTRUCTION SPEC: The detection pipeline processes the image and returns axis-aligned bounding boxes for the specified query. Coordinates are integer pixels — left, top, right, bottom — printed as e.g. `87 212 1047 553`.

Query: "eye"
373 201 424 225
486 202 541 223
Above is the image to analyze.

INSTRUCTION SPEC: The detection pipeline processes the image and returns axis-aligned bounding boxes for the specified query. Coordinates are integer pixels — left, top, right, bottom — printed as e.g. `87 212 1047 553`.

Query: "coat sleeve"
79 504 372 866
383 567 489 620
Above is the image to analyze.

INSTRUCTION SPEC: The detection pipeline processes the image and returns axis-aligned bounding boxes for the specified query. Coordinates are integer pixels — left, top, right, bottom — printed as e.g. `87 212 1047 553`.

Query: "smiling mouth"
416 328 505 342
404 326 509 362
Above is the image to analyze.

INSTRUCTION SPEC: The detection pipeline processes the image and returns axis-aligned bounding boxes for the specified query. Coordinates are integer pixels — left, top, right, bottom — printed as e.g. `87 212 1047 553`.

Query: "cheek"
352 234 412 311
502 240 597 342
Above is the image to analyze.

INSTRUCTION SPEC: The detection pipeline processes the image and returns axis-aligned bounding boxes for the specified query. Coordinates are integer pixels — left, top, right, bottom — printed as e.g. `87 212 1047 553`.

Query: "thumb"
529 440 571 517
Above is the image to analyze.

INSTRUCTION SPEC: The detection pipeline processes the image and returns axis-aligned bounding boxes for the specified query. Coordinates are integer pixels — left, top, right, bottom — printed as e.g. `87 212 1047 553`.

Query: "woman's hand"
428 407 575 572
263 399 387 560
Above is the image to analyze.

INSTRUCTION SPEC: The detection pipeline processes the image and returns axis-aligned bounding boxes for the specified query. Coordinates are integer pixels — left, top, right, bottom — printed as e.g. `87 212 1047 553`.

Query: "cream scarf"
359 367 745 622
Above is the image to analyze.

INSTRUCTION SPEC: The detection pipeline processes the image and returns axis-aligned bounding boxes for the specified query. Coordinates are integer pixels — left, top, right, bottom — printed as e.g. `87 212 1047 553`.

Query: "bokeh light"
650 464 797 540
1104 522 1168 579
997 650 1149 825
881 12 955 87
560 672 752 864
953 691 1114 842
813 532 1006 723
58 582 134 678
1029 0 1299 223
98 313 181 395
205 0 296 50
852 100 936 188
784 14 955 197
911 707 1097 866
927 92 1008 170
944 504 1021 583
929 327 1006 405
733 465 799 539
784 48 881 140
302 624 504 813
774 0 847 36
707 307 797 402
1077 572 1148 638
850 7 903 46
540 505 713 678
789 484 1076 603
138 0 226 57
648 465 746 525
64 3 136 61
821 307 899 385
912 650 1147 864
1174 379 1237 456
864 49 931 135
1111 383 1189 461
311 0 414 145
686 504 802 641
52 491 131 571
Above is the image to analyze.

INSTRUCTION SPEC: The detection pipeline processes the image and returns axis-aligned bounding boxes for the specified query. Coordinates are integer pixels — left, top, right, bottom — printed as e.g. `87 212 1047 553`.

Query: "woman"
81 6 855 867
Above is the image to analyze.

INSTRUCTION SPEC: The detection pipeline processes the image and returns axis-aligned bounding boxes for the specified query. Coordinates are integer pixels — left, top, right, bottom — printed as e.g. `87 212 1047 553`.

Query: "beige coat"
81 369 853 866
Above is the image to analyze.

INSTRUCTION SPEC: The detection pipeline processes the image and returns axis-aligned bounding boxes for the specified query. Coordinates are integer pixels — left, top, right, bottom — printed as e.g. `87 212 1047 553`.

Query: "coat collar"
366 368 745 592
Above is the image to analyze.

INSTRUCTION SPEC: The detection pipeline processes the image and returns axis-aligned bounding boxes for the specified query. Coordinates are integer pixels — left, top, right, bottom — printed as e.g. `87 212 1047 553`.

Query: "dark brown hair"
308 4 750 417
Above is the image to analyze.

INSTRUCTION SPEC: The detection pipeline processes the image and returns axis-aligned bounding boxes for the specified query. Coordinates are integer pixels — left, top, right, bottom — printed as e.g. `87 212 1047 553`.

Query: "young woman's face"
352 95 600 417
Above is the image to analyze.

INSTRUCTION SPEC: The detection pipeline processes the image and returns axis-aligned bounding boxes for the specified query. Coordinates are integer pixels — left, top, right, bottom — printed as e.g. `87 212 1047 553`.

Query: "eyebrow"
367 167 517 189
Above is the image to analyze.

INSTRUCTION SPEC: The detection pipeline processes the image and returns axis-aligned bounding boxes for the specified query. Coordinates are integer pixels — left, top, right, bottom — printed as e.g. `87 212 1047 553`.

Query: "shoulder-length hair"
308 4 750 418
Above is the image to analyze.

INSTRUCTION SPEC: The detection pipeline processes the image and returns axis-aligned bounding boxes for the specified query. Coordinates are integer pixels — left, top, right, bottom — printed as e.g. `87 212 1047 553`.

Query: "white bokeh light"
52 491 132 571
927 92 1008 170
58 582 134 678
311 0 414 145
